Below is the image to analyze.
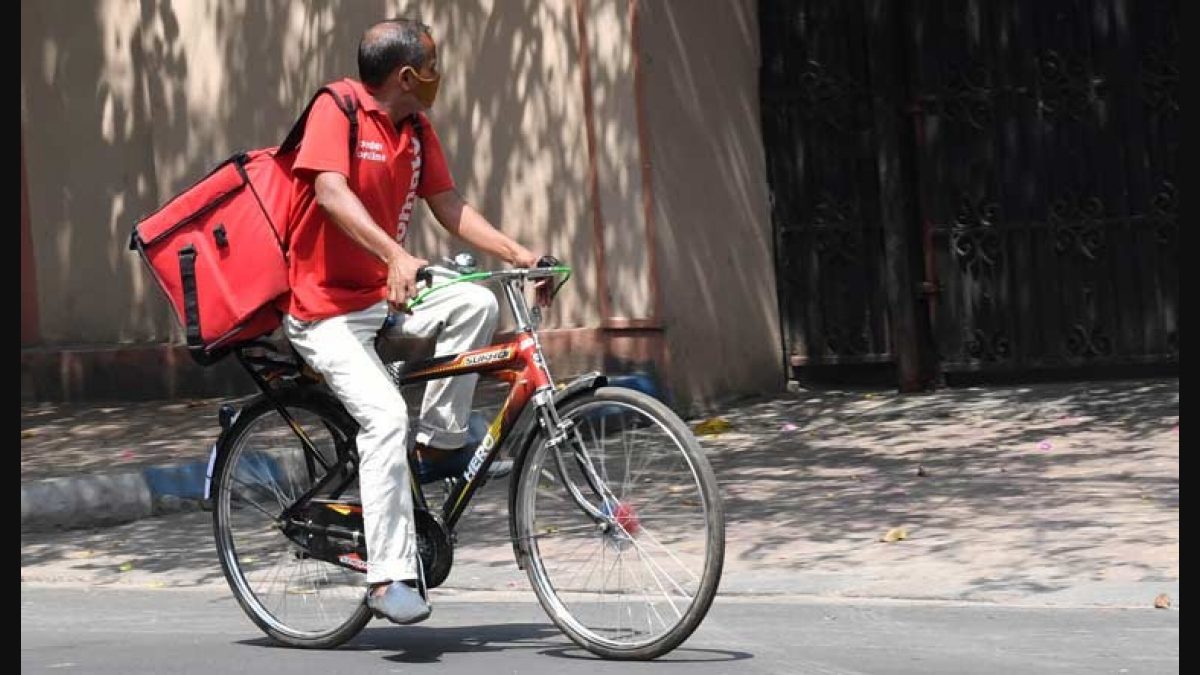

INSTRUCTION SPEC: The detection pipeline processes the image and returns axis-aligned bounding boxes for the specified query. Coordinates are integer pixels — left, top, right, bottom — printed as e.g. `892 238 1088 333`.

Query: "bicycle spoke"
226 477 283 520
612 522 693 607
628 549 671 632
630 523 703 584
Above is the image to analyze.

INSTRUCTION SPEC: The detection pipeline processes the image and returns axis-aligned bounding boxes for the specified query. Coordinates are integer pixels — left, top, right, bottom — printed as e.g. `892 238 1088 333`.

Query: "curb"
21 457 214 533
19 372 666 534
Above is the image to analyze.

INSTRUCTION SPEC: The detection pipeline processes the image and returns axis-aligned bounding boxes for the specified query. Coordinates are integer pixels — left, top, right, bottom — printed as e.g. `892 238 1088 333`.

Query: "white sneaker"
365 581 431 625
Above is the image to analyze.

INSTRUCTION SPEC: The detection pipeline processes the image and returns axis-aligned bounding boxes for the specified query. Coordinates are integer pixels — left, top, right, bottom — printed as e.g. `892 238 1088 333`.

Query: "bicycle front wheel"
513 386 725 660
211 391 372 649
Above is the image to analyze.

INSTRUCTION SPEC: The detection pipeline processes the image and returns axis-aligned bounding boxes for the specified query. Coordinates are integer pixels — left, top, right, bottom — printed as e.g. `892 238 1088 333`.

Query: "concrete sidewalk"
21 376 1178 608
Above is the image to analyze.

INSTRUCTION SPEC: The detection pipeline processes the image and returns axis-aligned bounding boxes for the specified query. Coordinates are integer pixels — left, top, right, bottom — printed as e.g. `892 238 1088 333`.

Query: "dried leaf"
118 562 134 572
693 418 733 436
20 430 36 439
147 581 166 589
1154 593 1171 609
880 527 908 543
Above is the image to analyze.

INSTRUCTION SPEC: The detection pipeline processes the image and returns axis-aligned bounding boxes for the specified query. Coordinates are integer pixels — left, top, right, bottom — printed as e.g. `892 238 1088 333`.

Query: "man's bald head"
358 18 432 87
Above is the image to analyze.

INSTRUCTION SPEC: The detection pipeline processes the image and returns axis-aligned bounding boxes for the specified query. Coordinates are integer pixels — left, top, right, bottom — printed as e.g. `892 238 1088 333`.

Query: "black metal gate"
761 0 1178 386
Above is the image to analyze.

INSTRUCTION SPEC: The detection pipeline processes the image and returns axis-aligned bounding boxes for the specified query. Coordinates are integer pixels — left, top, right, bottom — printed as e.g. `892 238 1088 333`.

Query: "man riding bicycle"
283 17 549 625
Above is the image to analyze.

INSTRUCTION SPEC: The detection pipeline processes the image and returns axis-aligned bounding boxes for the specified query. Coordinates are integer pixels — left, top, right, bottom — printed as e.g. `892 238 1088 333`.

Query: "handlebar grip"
416 266 433 287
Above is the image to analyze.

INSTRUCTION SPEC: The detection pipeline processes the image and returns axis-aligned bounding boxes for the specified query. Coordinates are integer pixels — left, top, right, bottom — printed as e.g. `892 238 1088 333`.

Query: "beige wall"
21 0 784 408
639 0 784 408
20 0 598 343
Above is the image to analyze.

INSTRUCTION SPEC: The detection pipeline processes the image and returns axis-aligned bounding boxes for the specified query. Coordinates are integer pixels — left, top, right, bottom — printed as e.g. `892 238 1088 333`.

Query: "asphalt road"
21 585 1177 674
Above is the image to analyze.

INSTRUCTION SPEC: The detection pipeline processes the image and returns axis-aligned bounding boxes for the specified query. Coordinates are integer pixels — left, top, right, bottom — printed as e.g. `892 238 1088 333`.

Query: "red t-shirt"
282 78 455 321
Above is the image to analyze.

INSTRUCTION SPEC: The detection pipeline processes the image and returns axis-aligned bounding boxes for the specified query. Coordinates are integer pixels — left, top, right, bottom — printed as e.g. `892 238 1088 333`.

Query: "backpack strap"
278 82 360 158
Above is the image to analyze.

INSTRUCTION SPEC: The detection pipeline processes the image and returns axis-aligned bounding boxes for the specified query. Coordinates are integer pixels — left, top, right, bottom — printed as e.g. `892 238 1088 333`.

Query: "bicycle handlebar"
383 263 572 327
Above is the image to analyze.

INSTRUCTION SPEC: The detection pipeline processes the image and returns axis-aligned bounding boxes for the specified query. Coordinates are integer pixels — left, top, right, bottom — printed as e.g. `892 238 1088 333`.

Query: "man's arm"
312 172 428 309
425 189 539 268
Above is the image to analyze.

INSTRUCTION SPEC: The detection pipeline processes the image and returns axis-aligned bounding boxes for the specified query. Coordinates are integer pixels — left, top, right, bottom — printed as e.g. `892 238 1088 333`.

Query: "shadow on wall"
23 0 386 345
640 1 784 409
405 1 606 333
22 0 614 346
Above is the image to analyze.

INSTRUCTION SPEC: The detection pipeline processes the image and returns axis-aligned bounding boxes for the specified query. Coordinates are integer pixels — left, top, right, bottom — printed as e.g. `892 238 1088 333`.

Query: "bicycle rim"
517 388 724 658
213 401 370 646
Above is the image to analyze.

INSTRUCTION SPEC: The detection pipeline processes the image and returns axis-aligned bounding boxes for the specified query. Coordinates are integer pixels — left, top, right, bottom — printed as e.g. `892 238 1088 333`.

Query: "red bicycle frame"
397 332 554 528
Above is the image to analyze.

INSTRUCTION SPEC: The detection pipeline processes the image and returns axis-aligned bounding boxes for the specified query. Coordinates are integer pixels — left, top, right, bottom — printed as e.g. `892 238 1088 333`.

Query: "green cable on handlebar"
406 266 572 311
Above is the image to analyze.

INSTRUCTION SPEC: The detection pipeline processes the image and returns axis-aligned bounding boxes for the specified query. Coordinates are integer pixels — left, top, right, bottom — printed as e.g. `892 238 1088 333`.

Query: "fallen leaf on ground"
880 527 908 543
147 581 166 589
916 465 929 477
693 418 733 436
118 562 134 572
1154 593 1171 609
21 430 36 439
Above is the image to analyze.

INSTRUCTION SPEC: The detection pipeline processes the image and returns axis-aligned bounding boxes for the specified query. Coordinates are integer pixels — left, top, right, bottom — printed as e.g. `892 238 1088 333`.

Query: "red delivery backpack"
129 81 361 365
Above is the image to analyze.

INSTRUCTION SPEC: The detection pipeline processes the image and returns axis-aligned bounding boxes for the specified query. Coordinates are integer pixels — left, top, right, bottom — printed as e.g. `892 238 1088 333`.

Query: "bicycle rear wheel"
513 386 725 660
211 391 372 649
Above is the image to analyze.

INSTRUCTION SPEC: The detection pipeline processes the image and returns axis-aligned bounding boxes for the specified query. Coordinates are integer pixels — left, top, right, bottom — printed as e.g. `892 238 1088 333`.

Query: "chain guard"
292 500 453 589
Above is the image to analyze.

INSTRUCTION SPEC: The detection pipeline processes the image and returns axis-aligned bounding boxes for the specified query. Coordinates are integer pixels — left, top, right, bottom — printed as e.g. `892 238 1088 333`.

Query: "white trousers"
283 282 499 584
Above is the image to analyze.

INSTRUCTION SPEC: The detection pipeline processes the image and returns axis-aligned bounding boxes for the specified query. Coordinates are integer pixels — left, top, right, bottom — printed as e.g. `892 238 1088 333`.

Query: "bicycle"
206 260 725 660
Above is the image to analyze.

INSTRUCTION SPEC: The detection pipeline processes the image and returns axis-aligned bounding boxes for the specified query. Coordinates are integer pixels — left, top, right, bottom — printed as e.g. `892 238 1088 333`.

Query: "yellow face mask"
402 66 441 109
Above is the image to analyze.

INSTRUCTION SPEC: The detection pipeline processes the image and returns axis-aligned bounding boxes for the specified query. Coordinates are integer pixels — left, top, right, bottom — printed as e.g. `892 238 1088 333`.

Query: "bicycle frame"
234 269 583 535
399 329 550 529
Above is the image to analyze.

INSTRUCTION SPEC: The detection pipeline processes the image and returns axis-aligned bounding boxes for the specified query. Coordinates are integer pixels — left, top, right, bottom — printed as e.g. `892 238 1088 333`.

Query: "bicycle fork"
531 389 622 528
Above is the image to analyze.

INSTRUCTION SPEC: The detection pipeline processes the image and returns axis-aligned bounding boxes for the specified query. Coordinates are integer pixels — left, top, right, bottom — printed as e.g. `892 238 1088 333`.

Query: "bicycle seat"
375 331 436 365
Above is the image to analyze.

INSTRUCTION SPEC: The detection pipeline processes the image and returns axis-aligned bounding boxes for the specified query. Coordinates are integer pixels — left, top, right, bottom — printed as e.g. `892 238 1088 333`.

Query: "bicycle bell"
450 251 477 273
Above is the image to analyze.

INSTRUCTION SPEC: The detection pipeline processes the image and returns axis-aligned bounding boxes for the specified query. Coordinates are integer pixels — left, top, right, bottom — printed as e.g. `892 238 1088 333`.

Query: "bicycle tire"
513 386 725 660
211 389 373 649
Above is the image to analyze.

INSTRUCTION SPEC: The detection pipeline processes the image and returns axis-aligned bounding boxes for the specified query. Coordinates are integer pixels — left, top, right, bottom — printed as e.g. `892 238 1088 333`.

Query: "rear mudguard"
505 372 608 568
